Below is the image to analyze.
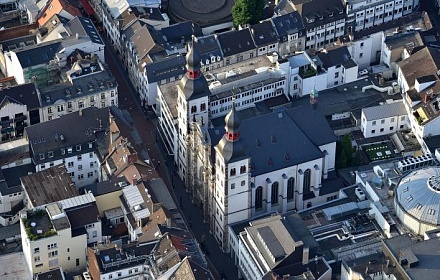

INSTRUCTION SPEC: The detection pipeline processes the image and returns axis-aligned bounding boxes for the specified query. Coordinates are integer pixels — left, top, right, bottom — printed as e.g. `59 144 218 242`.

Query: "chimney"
302 247 309 265
76 33 79 39
79 109 83 116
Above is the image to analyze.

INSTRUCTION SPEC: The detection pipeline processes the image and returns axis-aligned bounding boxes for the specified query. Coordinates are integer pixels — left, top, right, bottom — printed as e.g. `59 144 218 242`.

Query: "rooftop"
217 29 256 57
0 83 39 110
25 107 109 156
21 164 78 207
362 100 407 120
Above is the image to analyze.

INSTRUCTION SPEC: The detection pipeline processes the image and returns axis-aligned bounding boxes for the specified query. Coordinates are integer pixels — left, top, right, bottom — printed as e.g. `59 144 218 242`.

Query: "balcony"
22 209 57 241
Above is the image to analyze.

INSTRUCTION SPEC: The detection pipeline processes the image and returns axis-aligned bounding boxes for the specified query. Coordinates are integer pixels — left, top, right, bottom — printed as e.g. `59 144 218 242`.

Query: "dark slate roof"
271 12 305 41
131 6 165 21
292 0 345 29
145 54 186 83
250 21 278 47
39 61 117 107
21 164 78 207
161 21 203 45
0 83 40 110
65 16 103 45
316 46 351 69
286 105 337 146
0 163 35 195
25 107 109 164
217 29 256 57
210 106 328 175
65 202 99 229
15 41 62 68
193 35 223 62
86 177 128 196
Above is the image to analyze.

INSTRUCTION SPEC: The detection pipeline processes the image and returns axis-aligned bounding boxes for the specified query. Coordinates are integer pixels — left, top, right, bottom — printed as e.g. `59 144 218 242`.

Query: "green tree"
336 150 348 170
232 0 264 28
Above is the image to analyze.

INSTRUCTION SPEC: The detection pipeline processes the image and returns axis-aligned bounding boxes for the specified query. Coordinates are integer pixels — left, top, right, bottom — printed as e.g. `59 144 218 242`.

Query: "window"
241 180 246 186
41 164 45 169
76 258 80 266
371 129 375 134
381 119 385 124
47 243 57 250
69 172 74 177
401 116 405 121
78 165 83 171
390 126 394 130
48 151 53 158
79 101 84 108
77 155 82 161
335 72 339 79
255 186 263 209
230 168 236 176
67 248 70 252
76 145 81 151
372 121 376 126
118 272 122 277
40 154 45 160
109 275 113 279
88 172 94 178
92 231 97 238
47 107 52 114
231 183 235 189
359 53 363 58
303 169 311 192
90 162 94 168
360 42 364 48
48 251 58 258
34 256 40 262
78 174 84 180
380 128 384 132
240 165 246 174
68 162 74 168
271 182 279 205
200 103 206 111
287 177 295 201
57 105 64 112
391 117 395 122
191 105 197 113
89 152 94 158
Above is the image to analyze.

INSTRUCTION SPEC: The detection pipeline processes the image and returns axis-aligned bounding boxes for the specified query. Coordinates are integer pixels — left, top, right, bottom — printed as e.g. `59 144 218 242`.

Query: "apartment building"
20 203 87 275
25 107 110 189
361 100 408 138
39 56 118 122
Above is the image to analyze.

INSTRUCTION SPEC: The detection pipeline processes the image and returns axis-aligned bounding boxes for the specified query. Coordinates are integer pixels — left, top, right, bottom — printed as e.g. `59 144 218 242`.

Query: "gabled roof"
399 46 440 88
37 0 81 26
362 101 406 121
316 46 351 69
192 34 223 62
65 202 100 229
210 106 332 175
217 29 256 57
131 25 164 61
271 11 305 40
65 17 103 45
144 54 185 83
0 83 40 110
292 0 345 29
250 21 278 47
161 21 203 46
25 107 109 155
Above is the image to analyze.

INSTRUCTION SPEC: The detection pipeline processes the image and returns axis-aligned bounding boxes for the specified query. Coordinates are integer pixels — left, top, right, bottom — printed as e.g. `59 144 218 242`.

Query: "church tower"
213 98 251 252
176 38 210 182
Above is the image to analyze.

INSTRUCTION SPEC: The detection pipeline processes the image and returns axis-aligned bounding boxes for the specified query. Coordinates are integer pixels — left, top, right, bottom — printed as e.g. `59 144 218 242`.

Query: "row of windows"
39 145 94 160
370 125 404 134
254 170 313 209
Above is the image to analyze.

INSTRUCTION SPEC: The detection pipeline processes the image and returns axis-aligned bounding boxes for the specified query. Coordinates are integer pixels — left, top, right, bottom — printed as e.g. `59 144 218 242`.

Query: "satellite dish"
31 222 36 227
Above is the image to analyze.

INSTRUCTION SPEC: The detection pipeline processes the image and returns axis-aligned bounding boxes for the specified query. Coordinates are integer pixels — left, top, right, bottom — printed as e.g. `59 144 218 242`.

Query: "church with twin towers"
167 39 339 252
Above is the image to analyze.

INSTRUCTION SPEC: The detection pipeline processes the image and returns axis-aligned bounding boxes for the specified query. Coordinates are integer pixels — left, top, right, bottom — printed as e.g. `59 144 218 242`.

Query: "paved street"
103 35 238 280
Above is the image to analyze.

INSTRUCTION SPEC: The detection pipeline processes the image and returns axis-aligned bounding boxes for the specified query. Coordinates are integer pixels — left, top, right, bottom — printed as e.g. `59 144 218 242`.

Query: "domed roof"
186 41 201 72
395 167 440 226
225 101 240 132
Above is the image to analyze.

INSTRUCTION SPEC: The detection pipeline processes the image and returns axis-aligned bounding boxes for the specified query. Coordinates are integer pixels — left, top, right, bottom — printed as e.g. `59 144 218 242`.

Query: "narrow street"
102 36 238 279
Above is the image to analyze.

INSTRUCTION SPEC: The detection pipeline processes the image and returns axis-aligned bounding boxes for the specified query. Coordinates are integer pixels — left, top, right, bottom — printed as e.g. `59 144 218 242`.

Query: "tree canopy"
232 0 265 28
